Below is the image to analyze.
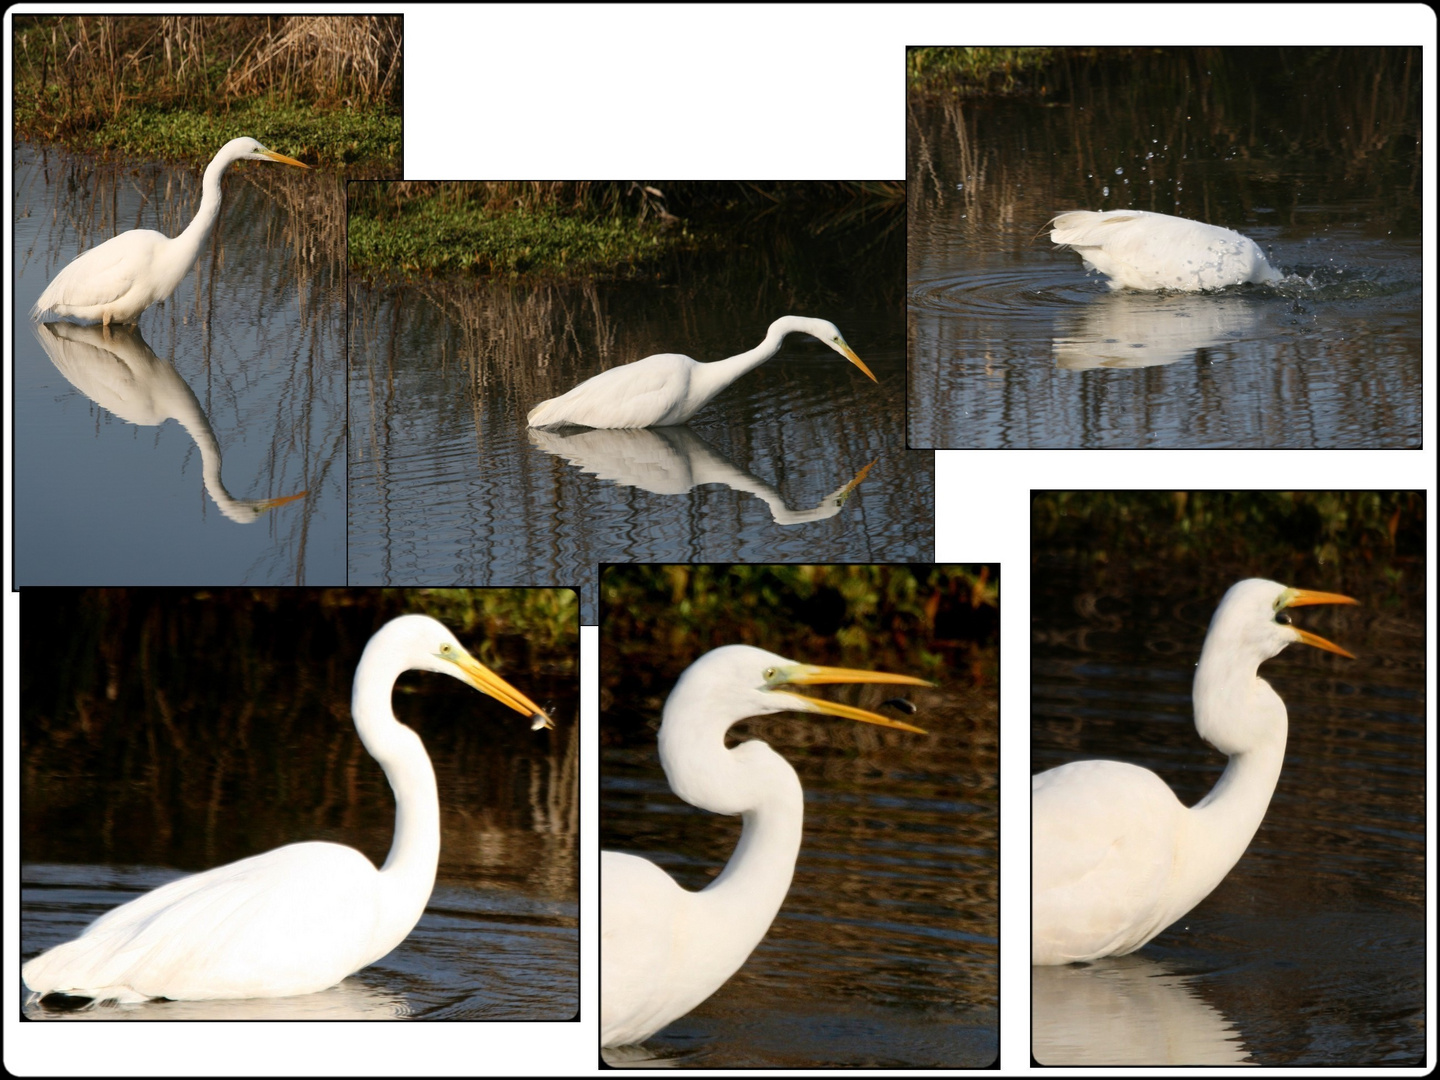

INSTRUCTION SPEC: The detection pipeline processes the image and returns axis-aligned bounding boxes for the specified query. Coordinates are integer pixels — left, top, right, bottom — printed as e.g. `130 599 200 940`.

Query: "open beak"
1282 588 1359 659
453 651 554 730
768 663 932 734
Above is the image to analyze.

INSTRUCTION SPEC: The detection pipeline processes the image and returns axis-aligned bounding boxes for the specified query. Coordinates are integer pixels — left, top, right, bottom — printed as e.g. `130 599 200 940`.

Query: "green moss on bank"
907 47 1060 97
14 15 401 174
348 195 688 279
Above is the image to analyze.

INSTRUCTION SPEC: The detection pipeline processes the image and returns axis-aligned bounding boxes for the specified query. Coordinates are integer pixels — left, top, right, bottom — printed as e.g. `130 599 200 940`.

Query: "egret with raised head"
22 614 552 1004
31 137 309 327
1032 579 1356 965
601 644 929 1047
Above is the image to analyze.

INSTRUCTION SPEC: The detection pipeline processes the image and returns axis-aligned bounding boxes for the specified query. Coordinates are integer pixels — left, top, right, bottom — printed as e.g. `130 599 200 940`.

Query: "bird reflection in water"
528 425 874 526
31 321 307 523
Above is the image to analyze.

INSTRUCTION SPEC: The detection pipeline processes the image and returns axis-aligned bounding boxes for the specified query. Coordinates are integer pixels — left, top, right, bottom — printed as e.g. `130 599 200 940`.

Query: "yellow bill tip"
264 149 310 169
455 653 550 723
842 345 879 383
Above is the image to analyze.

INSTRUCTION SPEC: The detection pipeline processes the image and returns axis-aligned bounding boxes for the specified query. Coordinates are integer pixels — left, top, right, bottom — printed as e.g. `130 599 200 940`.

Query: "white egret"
21 614 552 1004
527 315 877 429
1049 209 1282 291
601 645 929 1047
31 137 309 327
1032 579 1356 966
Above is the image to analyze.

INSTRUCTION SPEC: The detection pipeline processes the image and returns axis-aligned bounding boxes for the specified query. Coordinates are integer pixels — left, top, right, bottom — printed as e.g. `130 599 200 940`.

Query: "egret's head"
223 137 309 169
775 316 877 383
1206 578 1357 667
666 644 930 737
382 614 553 730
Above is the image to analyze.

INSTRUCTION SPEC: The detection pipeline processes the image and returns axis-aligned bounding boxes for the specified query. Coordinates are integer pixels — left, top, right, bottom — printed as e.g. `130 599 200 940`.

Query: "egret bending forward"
601 645 929 1047
1049 209 1282 291
31 137 308 327
1032 579 1356 966
528 316 876 429
22 615 552 1004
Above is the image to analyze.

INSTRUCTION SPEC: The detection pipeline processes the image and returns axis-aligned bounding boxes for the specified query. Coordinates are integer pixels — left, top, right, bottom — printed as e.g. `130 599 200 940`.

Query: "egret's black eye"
1276 611 1293 626
881 698 918 715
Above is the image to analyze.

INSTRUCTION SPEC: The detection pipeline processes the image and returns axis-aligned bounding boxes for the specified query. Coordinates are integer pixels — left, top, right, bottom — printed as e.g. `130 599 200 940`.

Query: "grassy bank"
13 15 401 174
907 47 1061 97
348 181 903 282
348 182 689 279
601 564 997 678
1032 491 1423 604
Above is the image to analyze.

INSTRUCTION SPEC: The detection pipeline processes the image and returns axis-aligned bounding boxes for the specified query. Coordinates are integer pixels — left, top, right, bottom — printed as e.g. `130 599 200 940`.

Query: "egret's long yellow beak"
837 342 878 383
767 663 932 734
1280 588 1358 659
452 650 554 730
262 149 310 169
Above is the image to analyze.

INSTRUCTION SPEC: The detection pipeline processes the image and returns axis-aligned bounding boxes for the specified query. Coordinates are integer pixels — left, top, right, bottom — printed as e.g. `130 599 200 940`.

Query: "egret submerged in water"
31 137 309 327
601 645 929 1047
527 316 876 429
21 615 552 1004
1049 209 1282 291
1032 579 1356 966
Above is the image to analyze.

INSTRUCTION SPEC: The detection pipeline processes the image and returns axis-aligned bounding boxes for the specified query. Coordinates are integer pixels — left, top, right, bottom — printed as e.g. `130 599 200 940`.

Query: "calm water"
1031 563 1425 1065
20 601 579 1019
908 48 1421 448
13 142 345 584
348 205 931 622
600 656 998 1066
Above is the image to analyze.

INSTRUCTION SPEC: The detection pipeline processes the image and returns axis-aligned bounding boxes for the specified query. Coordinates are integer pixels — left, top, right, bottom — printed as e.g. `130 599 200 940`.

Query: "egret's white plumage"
1050 209 1282 291
527 316 876 429
601 645 929 1047
21 614 552 1004
31 137 308 327
1032 579 1356 966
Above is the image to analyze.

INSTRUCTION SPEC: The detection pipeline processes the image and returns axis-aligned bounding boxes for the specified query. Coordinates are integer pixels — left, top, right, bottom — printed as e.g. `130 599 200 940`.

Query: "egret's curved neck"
658 699 804 973
351 651 441 887
172 155 231 262
704 744 804 899
1179 645 1289 911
